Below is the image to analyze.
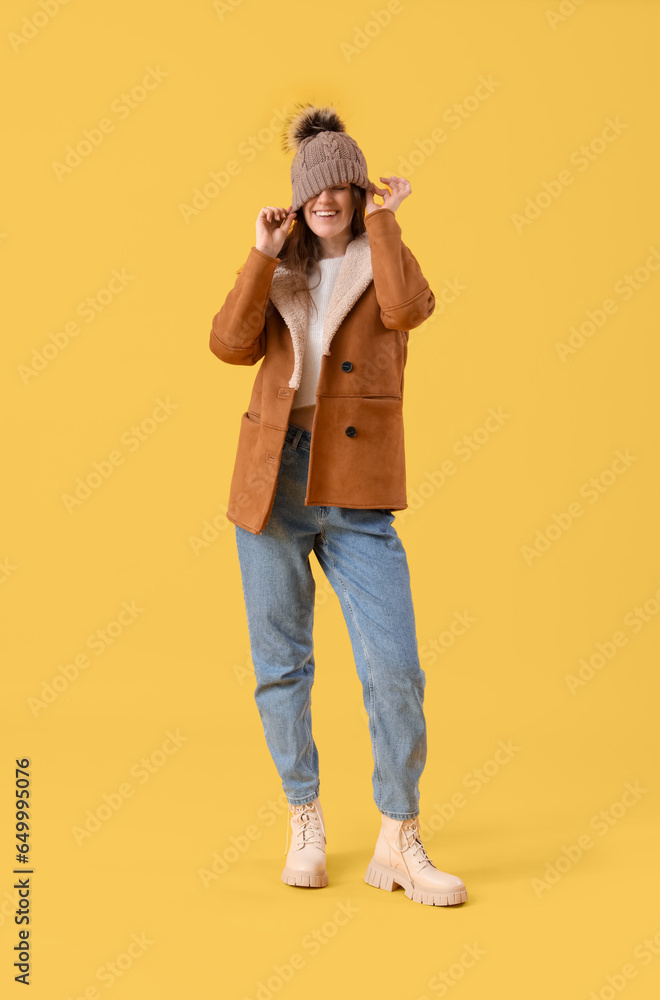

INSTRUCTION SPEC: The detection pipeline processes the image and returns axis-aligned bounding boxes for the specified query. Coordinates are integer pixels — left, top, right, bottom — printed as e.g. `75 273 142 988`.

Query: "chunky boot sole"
281 866 328 888
364 859 467 906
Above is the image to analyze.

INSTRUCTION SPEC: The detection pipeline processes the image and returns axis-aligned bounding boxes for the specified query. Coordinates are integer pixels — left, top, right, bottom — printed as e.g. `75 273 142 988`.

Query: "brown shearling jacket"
209 206 435 535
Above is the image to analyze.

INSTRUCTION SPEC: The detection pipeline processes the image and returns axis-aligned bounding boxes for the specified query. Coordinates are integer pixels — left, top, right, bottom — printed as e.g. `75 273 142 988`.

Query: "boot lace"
394 818 435 866
284 802 326 856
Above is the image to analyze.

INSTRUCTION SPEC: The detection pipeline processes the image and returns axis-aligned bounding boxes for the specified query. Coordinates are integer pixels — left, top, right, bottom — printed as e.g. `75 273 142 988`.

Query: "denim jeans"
234 422 427 820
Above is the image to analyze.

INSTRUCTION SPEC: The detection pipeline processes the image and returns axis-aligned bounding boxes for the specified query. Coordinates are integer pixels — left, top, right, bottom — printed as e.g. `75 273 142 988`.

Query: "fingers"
379 175 412 193
260 205 295 224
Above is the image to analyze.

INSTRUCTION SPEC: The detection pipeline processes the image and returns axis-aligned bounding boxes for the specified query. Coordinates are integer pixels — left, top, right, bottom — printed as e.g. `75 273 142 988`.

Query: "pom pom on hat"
281 103 346 154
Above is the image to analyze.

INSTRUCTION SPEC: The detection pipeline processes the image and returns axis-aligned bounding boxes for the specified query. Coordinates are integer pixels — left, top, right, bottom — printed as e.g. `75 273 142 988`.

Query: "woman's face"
302 184 354 238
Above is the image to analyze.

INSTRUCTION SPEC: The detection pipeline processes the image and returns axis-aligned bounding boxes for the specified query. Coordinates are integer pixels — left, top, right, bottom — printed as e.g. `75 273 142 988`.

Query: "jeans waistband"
284 422 312 452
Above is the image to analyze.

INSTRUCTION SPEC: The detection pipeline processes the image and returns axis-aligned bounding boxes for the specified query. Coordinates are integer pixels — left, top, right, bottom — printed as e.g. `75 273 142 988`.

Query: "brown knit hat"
282 103 372 212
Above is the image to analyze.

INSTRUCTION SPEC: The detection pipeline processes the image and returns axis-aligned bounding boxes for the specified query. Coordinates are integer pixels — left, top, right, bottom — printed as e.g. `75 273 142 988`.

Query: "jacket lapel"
269 230 373 389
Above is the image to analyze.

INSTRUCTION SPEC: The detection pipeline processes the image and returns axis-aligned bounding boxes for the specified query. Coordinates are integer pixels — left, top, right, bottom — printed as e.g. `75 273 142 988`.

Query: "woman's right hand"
255 205 296 258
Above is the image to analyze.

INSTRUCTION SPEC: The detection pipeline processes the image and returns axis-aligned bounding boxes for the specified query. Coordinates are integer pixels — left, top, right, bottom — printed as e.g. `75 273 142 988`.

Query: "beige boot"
281 798 328 888
365 813 467 906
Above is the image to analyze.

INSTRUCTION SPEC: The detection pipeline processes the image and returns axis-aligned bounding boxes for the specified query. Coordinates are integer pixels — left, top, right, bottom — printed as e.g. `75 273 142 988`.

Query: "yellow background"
2 0 659 996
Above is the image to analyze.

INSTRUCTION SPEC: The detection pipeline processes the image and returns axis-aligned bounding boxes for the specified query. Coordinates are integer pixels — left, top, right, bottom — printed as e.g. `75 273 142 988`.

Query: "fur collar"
269 230 373 389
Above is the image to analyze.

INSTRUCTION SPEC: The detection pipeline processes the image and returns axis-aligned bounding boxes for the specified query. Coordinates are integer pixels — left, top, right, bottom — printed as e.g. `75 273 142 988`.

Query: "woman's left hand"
365 175 412 215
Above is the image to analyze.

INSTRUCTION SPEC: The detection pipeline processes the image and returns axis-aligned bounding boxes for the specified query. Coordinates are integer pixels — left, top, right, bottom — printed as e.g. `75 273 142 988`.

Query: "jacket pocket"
228 411 270 522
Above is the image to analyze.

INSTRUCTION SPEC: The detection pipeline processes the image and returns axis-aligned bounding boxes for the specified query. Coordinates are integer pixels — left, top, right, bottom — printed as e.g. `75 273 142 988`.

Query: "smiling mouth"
314 211 338 217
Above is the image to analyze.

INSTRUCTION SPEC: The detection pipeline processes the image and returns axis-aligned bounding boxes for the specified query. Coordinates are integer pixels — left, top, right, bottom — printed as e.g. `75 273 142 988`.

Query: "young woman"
209 104 467 907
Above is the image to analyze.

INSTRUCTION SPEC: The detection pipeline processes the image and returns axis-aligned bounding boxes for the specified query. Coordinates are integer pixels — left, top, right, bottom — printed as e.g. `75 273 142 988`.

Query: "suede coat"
209 206 435 535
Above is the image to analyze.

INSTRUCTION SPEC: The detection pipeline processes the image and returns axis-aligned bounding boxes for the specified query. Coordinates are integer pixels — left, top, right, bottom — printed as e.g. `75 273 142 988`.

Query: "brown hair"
237 183 367 321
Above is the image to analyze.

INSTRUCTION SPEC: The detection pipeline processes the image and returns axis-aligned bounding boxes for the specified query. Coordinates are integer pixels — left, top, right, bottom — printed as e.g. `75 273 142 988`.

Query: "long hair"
236 183 367 323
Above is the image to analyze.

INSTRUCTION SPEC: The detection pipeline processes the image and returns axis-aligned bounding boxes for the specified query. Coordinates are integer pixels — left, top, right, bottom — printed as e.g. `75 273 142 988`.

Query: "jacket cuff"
250 246 281 264
364 207 402 232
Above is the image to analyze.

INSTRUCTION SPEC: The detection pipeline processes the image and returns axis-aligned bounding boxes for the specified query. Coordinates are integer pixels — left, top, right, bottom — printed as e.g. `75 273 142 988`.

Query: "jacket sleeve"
364 207 435 331
209 246 280 366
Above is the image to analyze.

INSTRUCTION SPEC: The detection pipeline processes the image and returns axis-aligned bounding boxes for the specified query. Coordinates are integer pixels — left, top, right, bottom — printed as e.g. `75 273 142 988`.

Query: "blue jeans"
234 422 427 820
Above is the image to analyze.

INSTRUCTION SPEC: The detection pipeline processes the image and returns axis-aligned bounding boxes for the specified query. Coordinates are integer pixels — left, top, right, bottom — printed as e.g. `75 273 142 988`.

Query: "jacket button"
341 361 353 372
345 426 357 437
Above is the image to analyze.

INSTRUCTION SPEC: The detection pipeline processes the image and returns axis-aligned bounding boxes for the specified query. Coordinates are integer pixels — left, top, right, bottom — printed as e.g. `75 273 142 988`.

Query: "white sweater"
293 256 344 408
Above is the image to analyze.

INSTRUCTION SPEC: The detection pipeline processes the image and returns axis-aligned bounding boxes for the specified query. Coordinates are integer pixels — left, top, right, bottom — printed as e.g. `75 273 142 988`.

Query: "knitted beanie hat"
282 103 372 212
